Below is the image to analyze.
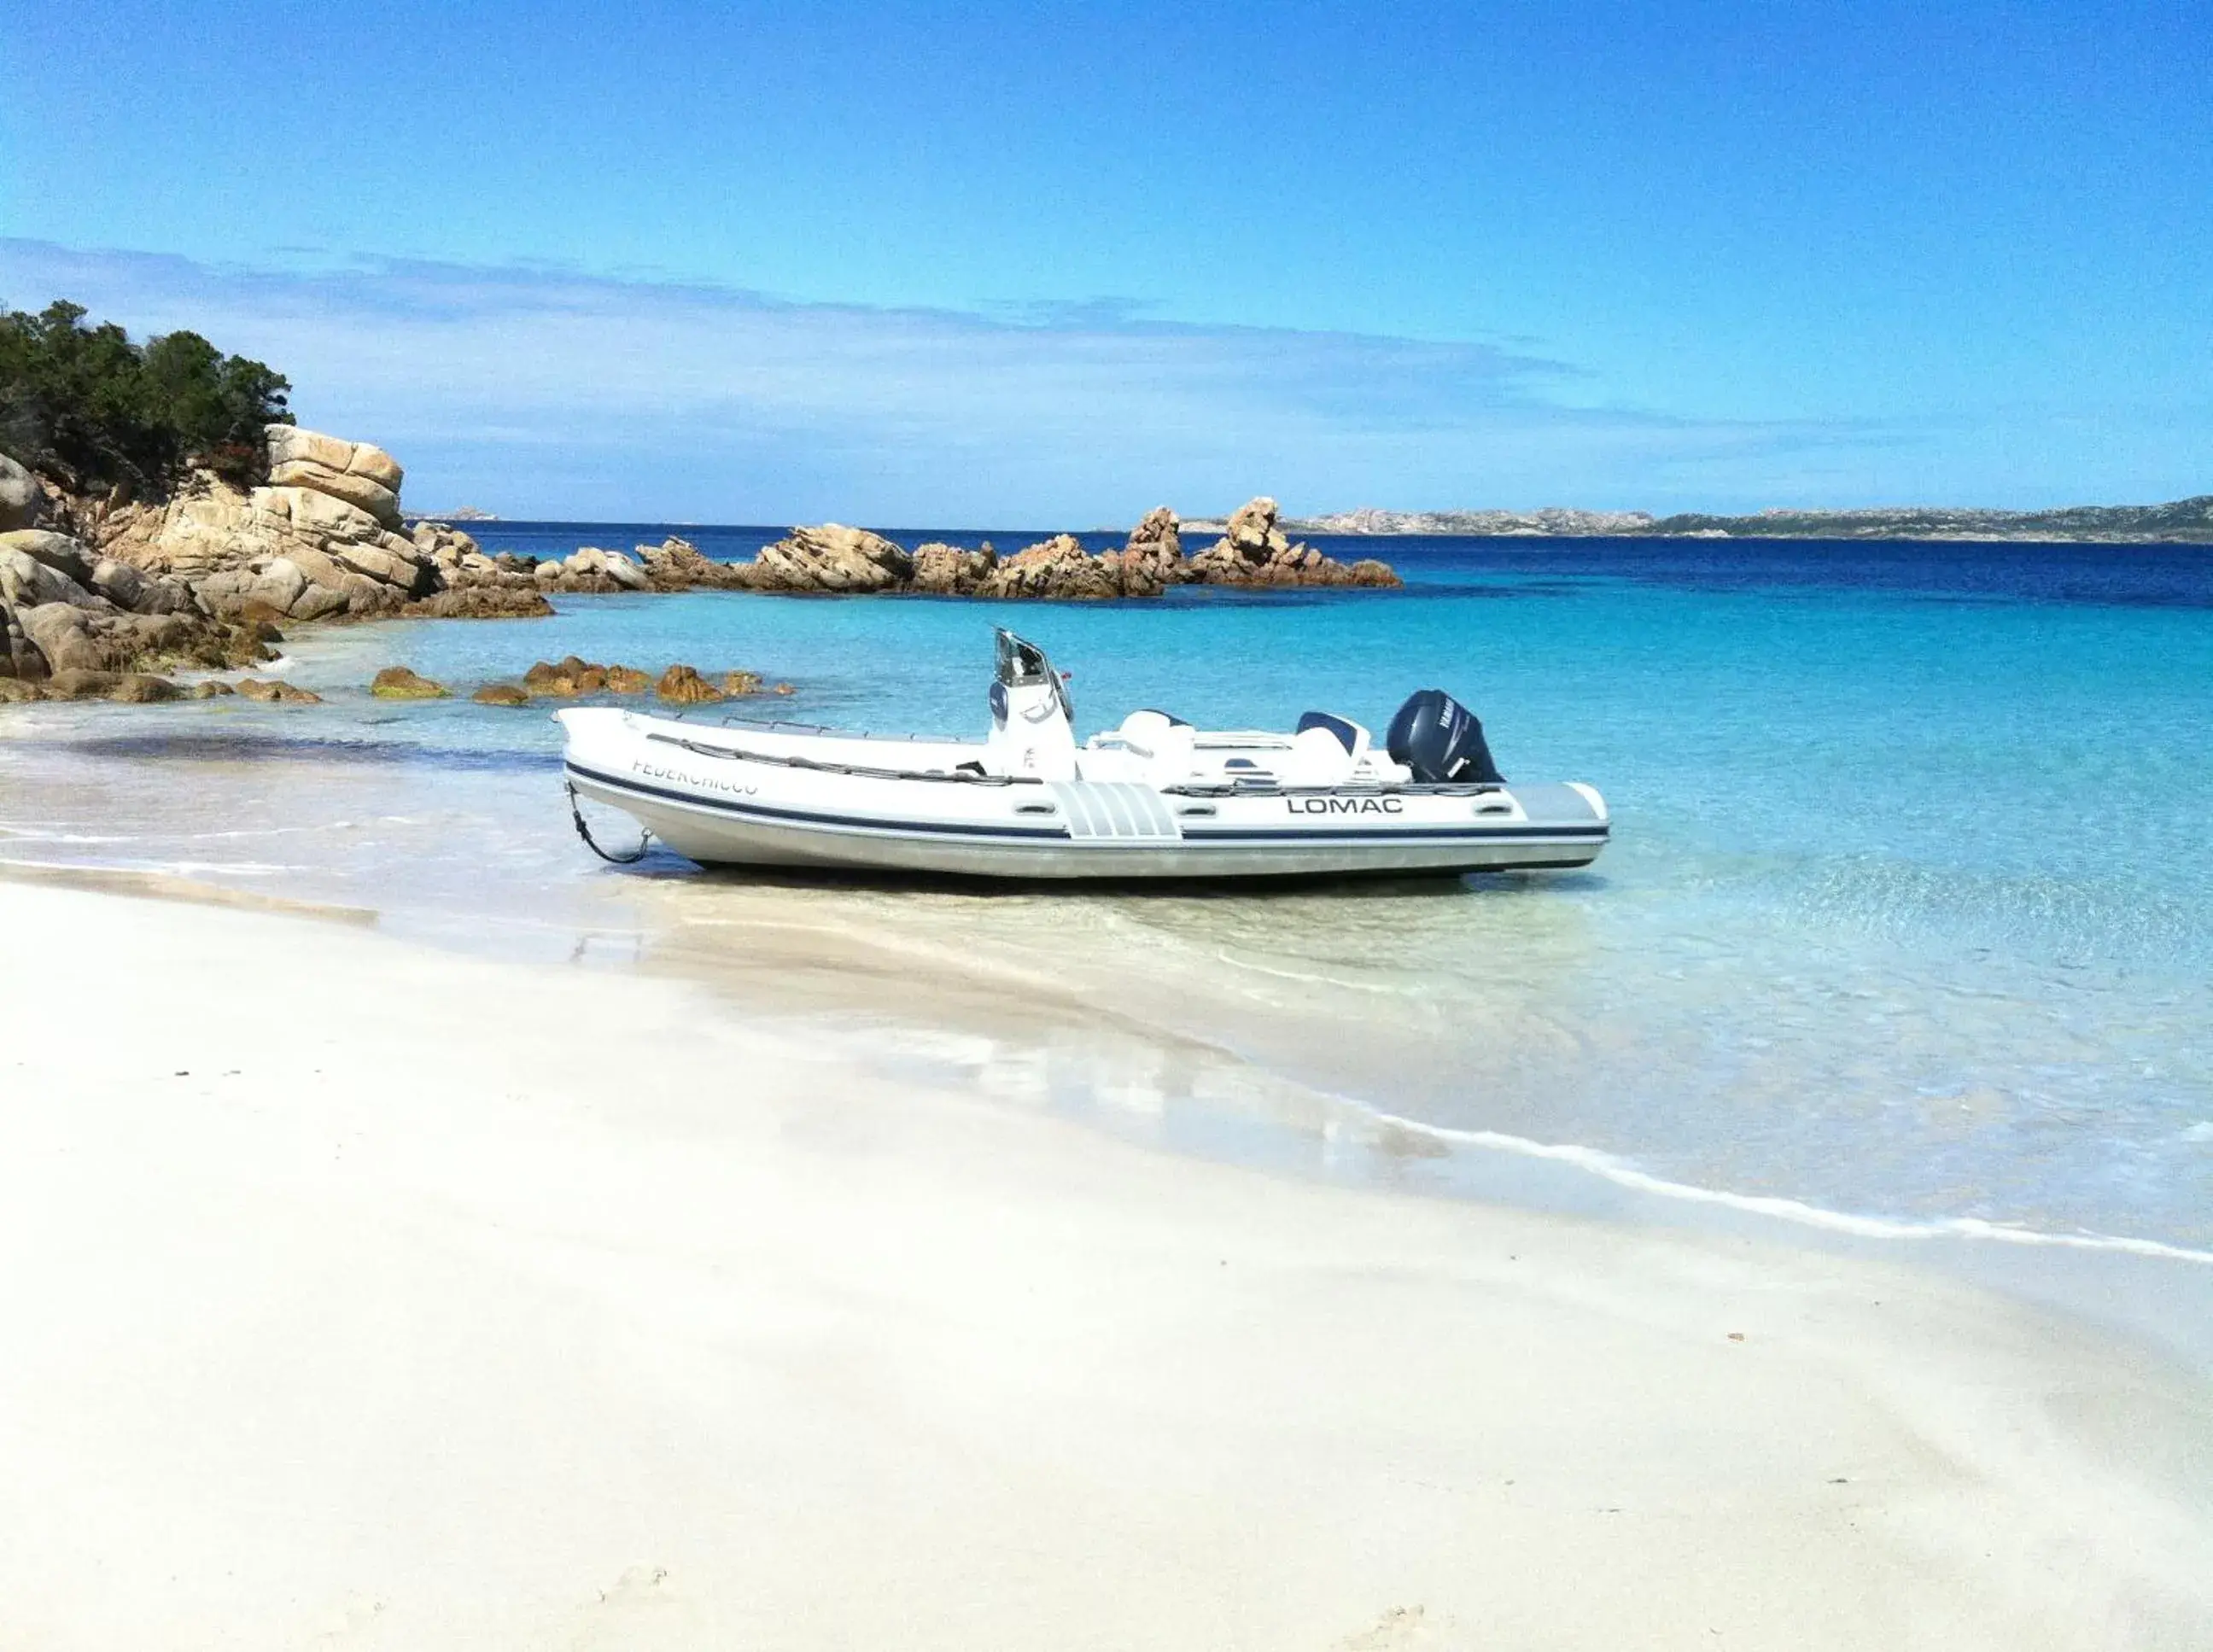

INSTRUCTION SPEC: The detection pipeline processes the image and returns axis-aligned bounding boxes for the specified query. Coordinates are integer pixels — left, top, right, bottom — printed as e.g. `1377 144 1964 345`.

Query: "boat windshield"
993 628 1073 723
995 628 1055 687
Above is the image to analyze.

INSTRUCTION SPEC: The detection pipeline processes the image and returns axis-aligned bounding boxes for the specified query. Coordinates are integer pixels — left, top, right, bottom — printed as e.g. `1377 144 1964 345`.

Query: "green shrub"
0 300 293 493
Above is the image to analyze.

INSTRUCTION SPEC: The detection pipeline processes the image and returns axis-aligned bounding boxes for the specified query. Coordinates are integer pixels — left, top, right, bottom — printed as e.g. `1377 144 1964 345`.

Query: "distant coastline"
1258 496 2213 542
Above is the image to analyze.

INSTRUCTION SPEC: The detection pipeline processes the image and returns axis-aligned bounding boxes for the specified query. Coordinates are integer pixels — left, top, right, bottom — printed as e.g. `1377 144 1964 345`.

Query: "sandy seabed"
2 879 2210 1651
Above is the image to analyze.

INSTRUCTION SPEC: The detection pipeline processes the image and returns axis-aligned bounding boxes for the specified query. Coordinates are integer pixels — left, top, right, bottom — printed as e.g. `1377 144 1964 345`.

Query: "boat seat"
1280 725 1360 786
1295 710 1370 762
1115 709 1199 776
1292 712 1363 761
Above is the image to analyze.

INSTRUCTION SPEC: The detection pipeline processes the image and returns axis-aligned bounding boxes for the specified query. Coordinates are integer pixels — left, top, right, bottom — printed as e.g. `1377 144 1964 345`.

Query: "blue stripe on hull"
1181 825 1608 843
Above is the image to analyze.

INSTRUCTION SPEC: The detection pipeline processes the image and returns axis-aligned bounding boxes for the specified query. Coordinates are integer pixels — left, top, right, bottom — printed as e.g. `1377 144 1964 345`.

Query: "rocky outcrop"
1188 497 1402 589
410 521 479 565
0 422 582 692
976 534 1124 600
472 682 530 706
0 578 266 681
406 522 551 609
15 604 105 673
751 524 913 593
527 546 653 594
403 585 553 619
728 503 1398 598
9 668 186 703
0 452 39 532
1 529 96 589
0 526 210 680
4 410 1406 701
2 542 228 687
1116 506 1187 596
265 426 406 527
88 557 194 616
3 602 42 679
910 541 998 595
94 440 440 622
637 536 752 592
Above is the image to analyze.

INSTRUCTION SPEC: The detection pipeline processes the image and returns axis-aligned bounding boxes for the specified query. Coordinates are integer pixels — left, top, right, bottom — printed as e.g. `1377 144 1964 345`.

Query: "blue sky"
2 1 2206 522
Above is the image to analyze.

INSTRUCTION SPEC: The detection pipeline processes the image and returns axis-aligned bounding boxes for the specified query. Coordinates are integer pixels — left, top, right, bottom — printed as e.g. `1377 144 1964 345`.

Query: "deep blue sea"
4 526 2210 1262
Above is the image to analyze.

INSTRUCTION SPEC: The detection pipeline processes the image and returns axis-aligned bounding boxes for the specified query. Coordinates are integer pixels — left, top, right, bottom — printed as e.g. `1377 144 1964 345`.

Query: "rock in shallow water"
41 668 122 700
523 658 584 696
656 664 724 704
471 682 531 706
109 674 183 703
235 678 321 703
517 658 674 698
370 666 449 699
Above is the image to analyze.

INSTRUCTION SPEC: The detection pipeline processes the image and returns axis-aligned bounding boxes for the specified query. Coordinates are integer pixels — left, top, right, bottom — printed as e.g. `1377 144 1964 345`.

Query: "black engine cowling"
1386 689 1504 784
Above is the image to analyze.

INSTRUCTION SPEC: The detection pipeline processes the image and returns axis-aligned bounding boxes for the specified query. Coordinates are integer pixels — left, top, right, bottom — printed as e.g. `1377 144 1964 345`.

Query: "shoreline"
3 876 2210 1649
9 844 2212 1381
3 580 2210 1370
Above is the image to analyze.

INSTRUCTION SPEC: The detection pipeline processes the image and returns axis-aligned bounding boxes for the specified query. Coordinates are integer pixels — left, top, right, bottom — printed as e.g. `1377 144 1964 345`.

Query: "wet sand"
3 879 2210 1650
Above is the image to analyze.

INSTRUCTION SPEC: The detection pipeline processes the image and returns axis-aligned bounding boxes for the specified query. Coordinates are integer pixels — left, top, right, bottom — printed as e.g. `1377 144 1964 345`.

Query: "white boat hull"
559 709 1609 881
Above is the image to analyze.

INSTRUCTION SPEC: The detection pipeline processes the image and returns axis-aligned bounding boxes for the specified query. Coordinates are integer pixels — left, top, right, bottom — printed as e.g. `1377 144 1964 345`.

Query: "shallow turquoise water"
3 536 2209 1251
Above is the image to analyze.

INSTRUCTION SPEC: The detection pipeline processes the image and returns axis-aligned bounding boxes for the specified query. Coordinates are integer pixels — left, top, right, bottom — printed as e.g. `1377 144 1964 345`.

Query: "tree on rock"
0 300 293 494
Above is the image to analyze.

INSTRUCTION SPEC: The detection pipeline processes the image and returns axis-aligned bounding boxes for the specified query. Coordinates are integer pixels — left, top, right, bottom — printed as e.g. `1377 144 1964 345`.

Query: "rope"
565 780 651 864
647 730 1027 785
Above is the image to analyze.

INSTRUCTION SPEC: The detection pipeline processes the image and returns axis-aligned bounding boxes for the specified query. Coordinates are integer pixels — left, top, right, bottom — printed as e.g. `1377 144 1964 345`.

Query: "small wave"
1353 1105 2213 1266
1212 949 1412 994
0 827 137 844
0 855 299 879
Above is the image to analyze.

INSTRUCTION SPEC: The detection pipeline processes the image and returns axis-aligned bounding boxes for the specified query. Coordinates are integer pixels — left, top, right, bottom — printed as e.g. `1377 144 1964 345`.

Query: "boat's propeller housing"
1387 689 1505 785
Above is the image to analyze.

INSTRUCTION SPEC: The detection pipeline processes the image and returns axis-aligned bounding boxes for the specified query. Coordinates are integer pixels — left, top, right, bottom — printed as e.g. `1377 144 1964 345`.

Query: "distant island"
1265 498 2213 542
404 505 499 522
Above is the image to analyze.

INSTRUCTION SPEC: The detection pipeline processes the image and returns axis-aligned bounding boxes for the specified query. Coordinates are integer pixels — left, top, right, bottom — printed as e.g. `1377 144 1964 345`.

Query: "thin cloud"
0 237 1922 522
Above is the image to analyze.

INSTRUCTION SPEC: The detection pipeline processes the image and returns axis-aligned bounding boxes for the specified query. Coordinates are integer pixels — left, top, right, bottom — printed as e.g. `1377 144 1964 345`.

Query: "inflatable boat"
557 630 1609 880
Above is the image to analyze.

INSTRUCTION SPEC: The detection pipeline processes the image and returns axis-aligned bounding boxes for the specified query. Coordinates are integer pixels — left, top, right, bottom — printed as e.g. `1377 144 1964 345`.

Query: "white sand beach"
3 878 2210 1651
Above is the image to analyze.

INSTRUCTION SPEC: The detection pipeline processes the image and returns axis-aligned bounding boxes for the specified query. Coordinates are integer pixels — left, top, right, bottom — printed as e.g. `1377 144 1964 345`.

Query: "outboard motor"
1386 689 1504 784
